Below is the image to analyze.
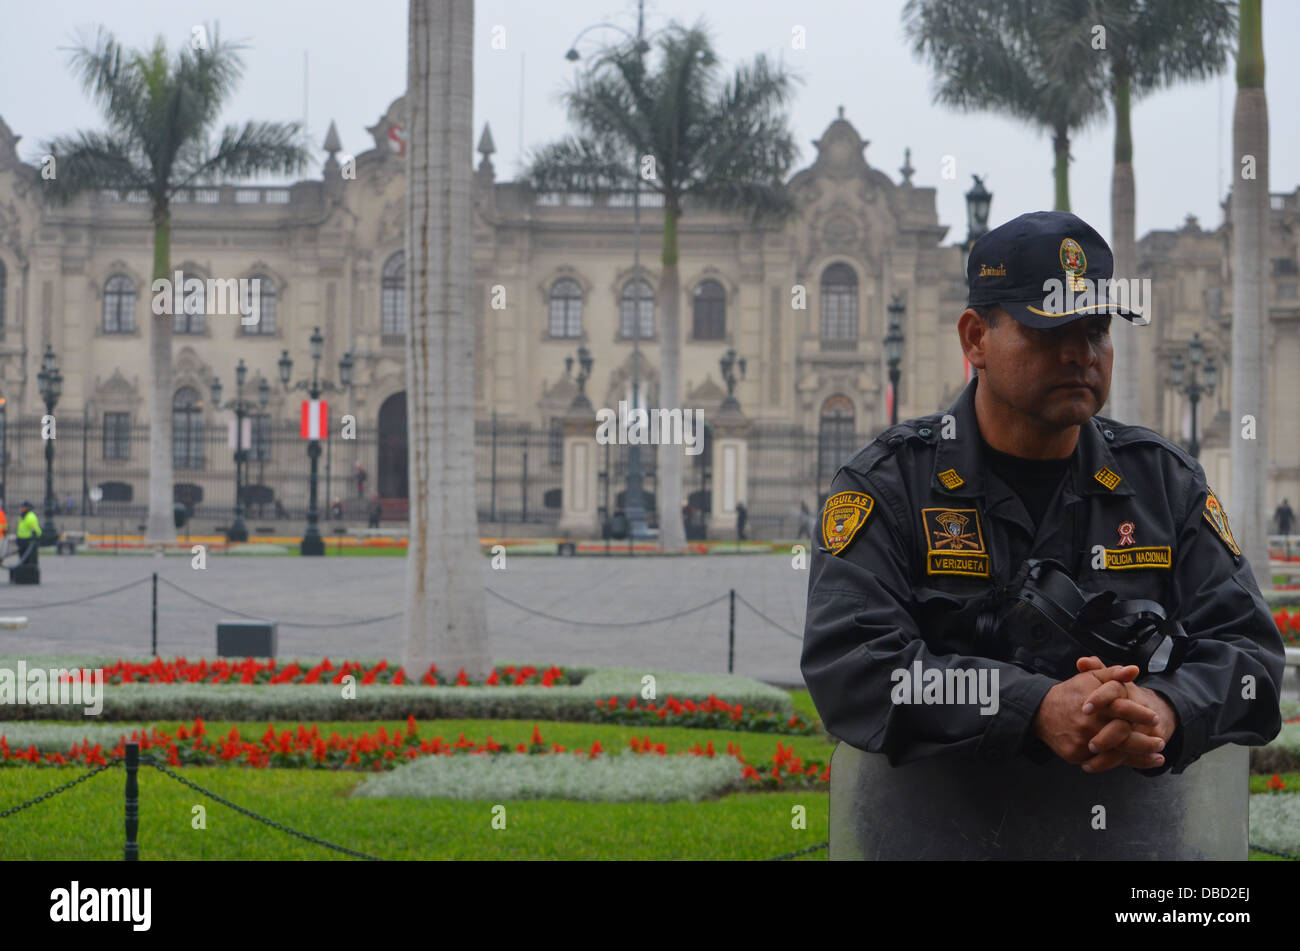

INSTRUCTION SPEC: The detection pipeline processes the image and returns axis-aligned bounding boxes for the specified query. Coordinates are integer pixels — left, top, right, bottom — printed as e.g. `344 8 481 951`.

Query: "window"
242 276 276 334
692 279 726 340
382 252 406 335
174 281 205 334
820 263 859 345
172 387 204 469
817 394 856 488
0 259 7 334
102 275 135 333
102 412 131 460
620 278 655 339
548 278 583 338
250 414 272 461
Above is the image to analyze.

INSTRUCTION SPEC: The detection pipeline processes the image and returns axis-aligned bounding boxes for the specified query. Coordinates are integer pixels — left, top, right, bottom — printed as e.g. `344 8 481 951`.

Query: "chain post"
728 588 736 674
151 572 158 656
124 742 139 861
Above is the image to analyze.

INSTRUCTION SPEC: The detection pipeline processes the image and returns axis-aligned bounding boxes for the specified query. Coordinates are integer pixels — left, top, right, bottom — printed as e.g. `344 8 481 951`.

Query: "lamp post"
566 0 654 541
210 358 268 543
965 175 992 248
1168 332 1218 460
719 348 746 412
279 327 354 555
884 296 906 426
36 345 61 545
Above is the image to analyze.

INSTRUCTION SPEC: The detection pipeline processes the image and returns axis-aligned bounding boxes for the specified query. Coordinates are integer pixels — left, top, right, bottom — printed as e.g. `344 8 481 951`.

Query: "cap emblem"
1060 238 1088 292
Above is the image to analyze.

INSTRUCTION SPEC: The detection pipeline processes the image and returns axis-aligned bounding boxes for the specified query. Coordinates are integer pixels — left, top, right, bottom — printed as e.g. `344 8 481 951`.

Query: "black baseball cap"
967 211 1148 328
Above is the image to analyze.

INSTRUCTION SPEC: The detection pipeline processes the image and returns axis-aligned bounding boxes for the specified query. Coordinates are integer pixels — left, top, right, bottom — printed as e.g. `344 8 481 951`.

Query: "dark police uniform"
801 212 1285 778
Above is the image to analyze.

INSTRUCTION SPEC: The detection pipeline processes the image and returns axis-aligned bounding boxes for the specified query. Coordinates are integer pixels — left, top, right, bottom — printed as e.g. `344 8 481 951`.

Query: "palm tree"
1230 0 1269 583
526 22 800 550
43 25 308 543
403 0 491 679
902 0 1110 211
1039 0 1236 425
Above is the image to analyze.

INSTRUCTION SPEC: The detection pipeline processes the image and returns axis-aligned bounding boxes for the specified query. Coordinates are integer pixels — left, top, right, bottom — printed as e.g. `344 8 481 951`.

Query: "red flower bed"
593 694 821 735
0 718 829 786
1272 610 1300 648
60 658 569 688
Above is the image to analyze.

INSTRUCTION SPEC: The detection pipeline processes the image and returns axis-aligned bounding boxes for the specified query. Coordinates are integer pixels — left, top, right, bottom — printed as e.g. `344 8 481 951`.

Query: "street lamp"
965 175 992 247
884 296 906 426
279 327 354 555
36 345 62 545
1168 332 1218 459
719 348 746 412
566 0 656 542
211 358 268 543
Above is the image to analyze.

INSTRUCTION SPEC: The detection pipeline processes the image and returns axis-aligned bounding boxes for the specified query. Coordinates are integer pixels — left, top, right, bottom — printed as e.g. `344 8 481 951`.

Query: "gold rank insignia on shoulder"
1203 489 1241 556
922 507 989 577
937 468 965 490
1094 467 1122 490
822 491 874 556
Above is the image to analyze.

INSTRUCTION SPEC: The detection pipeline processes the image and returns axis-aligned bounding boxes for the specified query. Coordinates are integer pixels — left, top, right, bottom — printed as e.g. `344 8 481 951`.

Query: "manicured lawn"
0 766 828 860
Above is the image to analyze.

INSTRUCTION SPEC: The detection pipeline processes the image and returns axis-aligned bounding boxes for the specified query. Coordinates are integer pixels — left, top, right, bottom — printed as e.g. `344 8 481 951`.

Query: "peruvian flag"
301 399 328 440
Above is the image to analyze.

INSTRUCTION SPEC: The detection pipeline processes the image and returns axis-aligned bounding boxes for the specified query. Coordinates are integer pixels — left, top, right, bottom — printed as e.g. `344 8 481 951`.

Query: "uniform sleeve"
1138 473 1286 775
801 464 1058 766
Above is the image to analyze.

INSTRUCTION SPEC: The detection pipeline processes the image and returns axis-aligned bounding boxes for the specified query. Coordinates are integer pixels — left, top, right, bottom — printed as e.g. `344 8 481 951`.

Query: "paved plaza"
0 553 811 686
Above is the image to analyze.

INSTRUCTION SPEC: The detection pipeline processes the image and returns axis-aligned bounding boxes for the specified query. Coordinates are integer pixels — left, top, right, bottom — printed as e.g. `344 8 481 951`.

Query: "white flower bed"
1249 793 1300 855
351 750 743 802
0 722 139 749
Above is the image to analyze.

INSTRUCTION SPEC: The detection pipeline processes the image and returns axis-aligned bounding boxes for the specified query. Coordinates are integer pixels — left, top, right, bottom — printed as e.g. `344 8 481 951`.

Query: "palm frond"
173 120 307 189
40 131 151 202
525 136 636 193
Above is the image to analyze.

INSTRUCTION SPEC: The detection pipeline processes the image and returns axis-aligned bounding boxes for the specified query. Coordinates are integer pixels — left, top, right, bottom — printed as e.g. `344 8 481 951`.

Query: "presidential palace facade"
0 95 1297 536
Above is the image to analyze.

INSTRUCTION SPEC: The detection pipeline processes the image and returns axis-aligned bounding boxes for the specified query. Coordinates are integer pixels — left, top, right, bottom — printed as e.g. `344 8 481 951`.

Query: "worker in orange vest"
0 506 7 538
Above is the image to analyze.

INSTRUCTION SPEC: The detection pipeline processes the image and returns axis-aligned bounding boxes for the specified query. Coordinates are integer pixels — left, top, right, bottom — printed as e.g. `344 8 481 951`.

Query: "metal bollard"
124 742 139 861
728 589 735 674
151 573 158 656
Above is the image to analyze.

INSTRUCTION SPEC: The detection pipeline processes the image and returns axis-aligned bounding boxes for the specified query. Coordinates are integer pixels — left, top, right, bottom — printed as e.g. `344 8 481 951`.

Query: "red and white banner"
301 399 328 440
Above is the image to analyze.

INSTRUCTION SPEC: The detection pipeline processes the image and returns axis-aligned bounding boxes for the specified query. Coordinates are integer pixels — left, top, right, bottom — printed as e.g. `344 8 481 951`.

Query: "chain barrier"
0 760 122 819
157 577 402 628
765 840 828 861
141 758 383 860
485 587 730 627
733 592 804 641
0 576 152 611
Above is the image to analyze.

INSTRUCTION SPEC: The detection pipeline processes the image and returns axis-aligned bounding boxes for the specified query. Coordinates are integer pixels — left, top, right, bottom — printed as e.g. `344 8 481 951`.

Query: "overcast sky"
2 0 1297 245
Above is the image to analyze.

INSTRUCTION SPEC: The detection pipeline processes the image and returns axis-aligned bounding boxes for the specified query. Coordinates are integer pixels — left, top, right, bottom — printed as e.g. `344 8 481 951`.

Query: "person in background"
735 501 748 541
368 494 383 528
355 461 368 498
15 500 40 566
1274 498 1295 558
330 497 344 519
797 499 813 539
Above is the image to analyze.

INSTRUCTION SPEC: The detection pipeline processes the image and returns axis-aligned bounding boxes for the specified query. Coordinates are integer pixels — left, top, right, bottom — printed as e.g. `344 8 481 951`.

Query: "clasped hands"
1031 656 1178 773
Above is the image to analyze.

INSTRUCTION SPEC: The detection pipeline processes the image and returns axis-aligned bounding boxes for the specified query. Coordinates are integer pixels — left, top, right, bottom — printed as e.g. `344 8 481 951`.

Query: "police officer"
802 211 1284 781
15 500 40 566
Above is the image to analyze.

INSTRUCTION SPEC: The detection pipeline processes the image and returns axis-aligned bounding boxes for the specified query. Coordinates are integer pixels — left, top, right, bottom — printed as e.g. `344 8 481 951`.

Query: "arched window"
174 278 205 334
620 278 655 339
172 387 205 470
102 275 136 333
692 279 726 340
817 394 856 487
820 263 858 347
382 252 406 336
241 276 276 334
548 278 583 338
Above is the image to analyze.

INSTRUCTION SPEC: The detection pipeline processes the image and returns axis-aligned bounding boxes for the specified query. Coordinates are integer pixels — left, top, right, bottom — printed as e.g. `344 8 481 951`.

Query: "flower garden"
0 653 1296 860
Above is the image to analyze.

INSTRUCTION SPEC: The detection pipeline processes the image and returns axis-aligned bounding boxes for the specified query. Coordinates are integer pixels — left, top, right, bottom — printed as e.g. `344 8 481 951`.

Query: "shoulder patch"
1203 489 1241 556
822 491 875 556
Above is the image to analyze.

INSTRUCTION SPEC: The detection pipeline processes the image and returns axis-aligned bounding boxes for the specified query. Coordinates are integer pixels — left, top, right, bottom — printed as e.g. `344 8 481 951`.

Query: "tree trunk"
1108 70 1140 425
1052 124 1071 212
1230 0 1270 587
657 201 687 551
145 208 177 544
402 0 491 679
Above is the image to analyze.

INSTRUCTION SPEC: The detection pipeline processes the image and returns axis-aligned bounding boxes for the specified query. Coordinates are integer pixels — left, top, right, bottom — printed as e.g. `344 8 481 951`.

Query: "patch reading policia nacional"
1203 489 1242 556
822 491 874 556
922 508 990 577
